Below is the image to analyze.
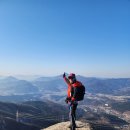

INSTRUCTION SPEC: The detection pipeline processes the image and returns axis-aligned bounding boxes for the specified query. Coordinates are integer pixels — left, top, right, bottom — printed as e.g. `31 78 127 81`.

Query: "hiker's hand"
65 97 71 104
70 98 75 105
65 98 68 104
63 72 66 78
71 97 75 102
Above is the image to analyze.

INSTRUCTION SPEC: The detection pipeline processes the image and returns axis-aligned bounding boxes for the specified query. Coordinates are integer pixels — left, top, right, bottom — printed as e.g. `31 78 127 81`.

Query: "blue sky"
0 0 130 77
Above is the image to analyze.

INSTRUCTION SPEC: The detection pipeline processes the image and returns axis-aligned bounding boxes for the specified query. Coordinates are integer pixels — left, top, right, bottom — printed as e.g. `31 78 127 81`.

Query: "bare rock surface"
42 121 91 130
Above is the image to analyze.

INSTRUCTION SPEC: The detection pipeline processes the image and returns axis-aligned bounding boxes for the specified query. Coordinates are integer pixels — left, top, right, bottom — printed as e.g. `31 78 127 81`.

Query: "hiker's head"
68 73 76 84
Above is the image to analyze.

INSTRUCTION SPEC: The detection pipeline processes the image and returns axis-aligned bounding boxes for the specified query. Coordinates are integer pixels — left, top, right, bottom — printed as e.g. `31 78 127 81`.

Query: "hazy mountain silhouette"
0 75 130 97
0 76 39 95
33 75 130 95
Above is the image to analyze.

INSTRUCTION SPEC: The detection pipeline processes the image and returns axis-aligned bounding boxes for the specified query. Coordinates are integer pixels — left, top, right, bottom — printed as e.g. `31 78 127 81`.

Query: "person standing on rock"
63 72 85 127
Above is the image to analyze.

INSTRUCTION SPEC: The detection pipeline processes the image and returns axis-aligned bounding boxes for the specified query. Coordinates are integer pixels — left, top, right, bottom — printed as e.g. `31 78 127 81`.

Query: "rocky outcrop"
42 121 91 130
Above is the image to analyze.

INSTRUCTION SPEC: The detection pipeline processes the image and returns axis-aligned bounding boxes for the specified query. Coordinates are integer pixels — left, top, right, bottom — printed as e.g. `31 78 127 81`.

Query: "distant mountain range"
0 75 130 98
0 75 129 130
0 76 39 95
76 76 130 95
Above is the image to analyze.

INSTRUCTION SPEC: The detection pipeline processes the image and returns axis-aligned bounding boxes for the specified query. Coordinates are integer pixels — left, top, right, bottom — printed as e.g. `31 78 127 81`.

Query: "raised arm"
63 72 71 86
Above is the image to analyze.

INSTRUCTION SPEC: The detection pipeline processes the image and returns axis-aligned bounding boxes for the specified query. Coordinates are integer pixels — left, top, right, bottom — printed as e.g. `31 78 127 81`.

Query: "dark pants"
69 102 78 126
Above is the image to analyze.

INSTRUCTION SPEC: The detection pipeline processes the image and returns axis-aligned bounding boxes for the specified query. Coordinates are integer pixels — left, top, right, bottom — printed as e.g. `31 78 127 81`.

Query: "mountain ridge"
0 75 130 97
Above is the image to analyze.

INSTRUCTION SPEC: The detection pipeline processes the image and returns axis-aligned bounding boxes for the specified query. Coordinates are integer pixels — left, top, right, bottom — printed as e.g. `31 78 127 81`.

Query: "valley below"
0 75 130 130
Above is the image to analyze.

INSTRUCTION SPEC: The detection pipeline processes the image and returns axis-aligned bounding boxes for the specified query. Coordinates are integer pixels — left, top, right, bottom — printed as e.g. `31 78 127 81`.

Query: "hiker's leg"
73 103 78 120
69 104 71 120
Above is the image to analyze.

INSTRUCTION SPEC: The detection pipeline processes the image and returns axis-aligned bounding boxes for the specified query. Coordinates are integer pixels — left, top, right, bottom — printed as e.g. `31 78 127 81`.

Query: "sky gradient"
0 0 130 77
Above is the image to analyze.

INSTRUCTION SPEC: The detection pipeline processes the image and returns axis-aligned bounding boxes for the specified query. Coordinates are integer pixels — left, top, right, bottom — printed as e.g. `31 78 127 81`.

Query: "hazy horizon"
0 73 130 79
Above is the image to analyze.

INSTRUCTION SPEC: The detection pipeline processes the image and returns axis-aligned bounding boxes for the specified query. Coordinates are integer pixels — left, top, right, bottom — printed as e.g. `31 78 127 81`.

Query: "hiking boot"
68 123 77 128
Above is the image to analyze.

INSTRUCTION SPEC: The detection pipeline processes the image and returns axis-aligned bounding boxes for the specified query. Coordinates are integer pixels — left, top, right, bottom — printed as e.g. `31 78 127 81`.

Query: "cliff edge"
42 121 91 130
